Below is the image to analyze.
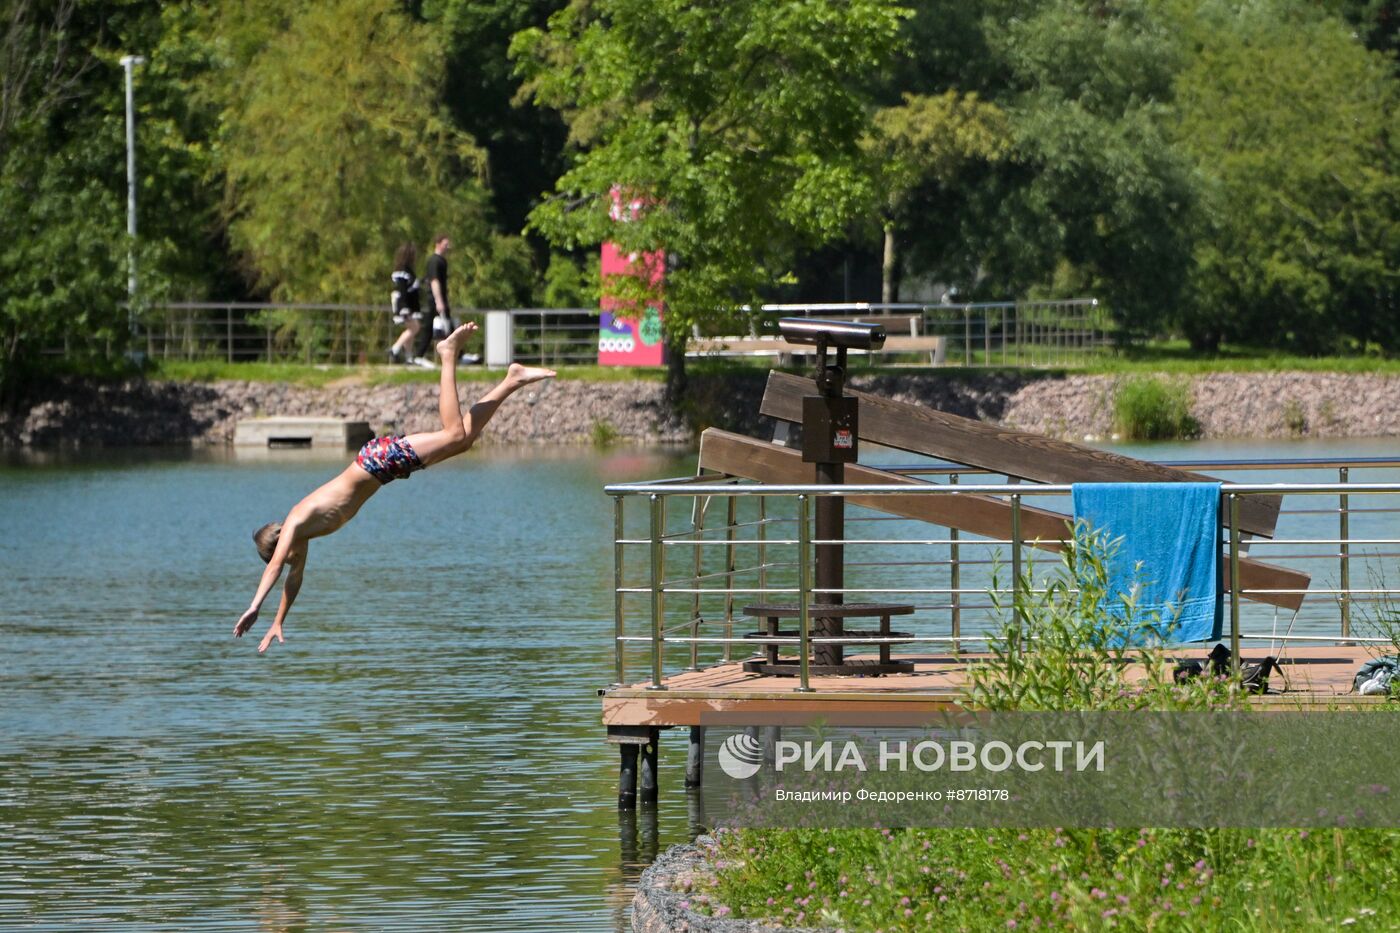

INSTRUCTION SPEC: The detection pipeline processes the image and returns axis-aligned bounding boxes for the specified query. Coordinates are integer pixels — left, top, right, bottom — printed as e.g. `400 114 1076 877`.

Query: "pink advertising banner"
599 189 666 366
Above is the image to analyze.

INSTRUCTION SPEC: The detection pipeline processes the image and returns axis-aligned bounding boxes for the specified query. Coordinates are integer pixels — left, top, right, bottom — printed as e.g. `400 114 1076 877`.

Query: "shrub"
589 418 620 447
1112 375 1199 440
967 525 1237 712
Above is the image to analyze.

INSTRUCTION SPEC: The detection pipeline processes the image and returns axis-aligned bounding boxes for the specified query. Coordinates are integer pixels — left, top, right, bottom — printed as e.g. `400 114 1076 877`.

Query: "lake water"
3 436 1399 931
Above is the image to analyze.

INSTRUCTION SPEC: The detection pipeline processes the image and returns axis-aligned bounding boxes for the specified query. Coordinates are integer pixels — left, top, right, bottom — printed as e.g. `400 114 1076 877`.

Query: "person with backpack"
387 241 423 365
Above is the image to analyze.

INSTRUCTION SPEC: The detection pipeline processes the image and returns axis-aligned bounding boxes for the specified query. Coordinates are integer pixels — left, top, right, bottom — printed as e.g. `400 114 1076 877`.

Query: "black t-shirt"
425 252 449 314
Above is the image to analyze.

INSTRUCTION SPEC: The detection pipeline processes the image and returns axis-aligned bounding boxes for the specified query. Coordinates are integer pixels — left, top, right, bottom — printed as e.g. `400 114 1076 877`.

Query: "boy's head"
253 522 282 563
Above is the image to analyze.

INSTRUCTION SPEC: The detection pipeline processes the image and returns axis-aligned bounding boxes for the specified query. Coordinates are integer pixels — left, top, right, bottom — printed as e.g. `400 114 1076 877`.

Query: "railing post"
648 494 667 691
688 495 707 672
950 473 961 655
1340 467 1351 640
963 307 971 366
797 493 813 692
344 309 351 365
1010 492 1023 613
226 307 233 363
723 494 738 663
614 495 626 687
1229 493 1242 678
1002 307 1008 366
757 494 769 597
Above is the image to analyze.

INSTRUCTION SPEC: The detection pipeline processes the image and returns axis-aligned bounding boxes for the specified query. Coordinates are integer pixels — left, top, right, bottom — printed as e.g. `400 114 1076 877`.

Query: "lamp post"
119 54 145 348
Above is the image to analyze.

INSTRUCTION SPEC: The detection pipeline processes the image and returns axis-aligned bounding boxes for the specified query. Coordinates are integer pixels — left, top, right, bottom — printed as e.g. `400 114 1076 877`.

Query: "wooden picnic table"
742 602 916 676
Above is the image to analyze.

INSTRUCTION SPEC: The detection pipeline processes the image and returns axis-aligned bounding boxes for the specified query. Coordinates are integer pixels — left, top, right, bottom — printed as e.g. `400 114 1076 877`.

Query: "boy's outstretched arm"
235 520 300 639
258 551 305 654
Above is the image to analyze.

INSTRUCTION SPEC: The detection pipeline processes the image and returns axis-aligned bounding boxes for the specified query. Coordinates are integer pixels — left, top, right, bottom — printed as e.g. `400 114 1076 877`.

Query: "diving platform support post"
611 725 660 809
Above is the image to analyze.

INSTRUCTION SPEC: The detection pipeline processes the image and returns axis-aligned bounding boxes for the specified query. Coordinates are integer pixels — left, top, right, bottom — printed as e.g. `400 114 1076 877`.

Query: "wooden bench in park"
688 313 947 364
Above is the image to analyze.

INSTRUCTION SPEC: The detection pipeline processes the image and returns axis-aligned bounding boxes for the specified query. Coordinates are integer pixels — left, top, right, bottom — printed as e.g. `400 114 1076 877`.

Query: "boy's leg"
459 361 555 447
402 326 555 465
402 324 473 466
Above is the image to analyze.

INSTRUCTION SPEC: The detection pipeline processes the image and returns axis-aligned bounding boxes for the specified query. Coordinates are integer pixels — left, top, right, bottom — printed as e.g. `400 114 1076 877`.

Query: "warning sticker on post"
834 429 854 449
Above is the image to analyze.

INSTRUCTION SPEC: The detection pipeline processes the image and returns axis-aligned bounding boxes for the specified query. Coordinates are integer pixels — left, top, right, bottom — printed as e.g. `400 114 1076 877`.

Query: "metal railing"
116 299 1107 368
131 303 604 366
703 299 1110 368
605 458 1400 692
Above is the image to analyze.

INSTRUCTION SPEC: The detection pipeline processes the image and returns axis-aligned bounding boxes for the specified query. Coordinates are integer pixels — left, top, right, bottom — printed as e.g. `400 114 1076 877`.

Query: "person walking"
387 241 422 364
412 233 453 364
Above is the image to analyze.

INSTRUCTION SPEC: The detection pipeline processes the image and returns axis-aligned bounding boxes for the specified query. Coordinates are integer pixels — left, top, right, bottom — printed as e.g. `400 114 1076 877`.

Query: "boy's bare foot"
436 322 478 360
507 362 556 387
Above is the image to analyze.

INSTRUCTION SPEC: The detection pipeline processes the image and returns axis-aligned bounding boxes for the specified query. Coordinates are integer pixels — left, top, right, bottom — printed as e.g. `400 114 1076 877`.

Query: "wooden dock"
602 645 1382 730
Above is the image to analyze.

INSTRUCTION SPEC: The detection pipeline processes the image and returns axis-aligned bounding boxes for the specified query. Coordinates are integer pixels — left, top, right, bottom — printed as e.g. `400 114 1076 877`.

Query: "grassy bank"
693 538 1397 931
703 826 1397 930
129 345 1400 387
145 359 670 386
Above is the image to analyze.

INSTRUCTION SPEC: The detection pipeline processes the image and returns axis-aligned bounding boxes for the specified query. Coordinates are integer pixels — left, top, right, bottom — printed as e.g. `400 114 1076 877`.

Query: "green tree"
511 0 908 388
1168 0 1400 352
0 0 180 393
962 0 1196 334
204 0 529 305
426 0 570 238
864 91 1009 303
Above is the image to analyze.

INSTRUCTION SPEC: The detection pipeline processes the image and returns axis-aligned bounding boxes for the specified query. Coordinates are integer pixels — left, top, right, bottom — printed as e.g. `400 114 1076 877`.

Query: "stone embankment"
4 370 1400 448
630 838 832 933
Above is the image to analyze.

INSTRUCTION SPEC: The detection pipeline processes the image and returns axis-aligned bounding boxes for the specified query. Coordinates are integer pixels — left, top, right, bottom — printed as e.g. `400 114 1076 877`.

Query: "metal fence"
133 303 604 366
128 299 1106 368
605 458 1400 692
715 299 1109 368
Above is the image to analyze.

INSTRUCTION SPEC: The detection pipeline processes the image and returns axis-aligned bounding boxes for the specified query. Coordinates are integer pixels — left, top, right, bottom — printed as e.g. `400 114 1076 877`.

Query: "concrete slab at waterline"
233 416 374 449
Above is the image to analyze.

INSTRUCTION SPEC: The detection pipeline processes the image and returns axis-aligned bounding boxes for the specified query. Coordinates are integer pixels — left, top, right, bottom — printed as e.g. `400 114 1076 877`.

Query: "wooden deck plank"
602 646 1380 726
760 370 1282 538
698 429 1309 611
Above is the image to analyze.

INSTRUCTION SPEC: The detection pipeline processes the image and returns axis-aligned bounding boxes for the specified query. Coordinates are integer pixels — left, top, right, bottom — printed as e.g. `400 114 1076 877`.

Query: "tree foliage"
3 0 1400 394
1169 0 1400 351
865 91 1009 302
0 1 148 391
512 0 909 344
201 0 528 304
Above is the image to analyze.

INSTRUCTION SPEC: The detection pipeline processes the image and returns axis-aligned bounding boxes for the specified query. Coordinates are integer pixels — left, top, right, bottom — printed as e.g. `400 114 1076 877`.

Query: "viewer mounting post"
778 318 885 669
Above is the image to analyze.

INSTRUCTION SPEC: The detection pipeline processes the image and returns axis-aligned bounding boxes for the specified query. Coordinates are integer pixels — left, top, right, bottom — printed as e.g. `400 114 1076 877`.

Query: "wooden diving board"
760 370 1283 539
698 429 1308 611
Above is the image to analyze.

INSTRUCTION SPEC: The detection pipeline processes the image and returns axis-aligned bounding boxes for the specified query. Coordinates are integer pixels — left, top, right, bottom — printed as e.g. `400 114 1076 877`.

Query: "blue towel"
1071 482 1222 644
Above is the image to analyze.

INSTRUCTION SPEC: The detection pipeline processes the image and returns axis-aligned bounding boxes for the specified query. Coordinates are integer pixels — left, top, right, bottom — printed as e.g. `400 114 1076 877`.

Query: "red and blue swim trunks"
355 435 424 485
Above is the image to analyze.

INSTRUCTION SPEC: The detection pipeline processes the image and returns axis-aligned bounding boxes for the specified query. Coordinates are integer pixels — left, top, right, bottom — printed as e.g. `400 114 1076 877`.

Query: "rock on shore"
631 839 833 933
4 370 1400 448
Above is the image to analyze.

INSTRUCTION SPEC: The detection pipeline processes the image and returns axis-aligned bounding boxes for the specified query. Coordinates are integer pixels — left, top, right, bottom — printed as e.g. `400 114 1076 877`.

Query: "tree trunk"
665 333 687 403
881 224 897 305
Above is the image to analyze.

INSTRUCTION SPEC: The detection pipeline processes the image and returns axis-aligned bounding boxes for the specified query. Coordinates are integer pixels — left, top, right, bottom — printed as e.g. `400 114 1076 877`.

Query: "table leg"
879 614 891 665
767 616 779 666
